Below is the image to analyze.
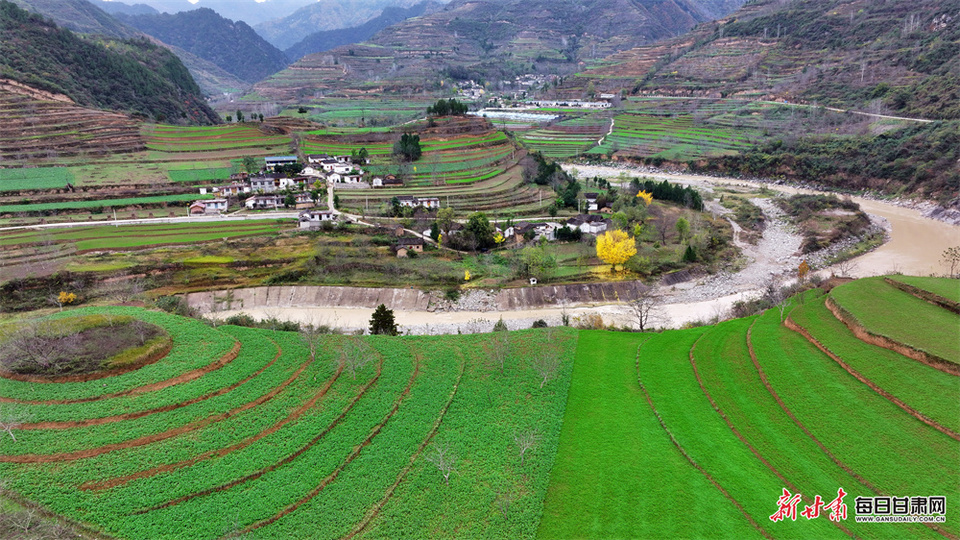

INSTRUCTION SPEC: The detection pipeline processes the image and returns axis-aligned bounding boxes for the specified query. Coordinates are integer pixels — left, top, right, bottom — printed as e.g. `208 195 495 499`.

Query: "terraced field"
589 112 758 160
1 276 956 538
0 221 292 282
0 167 75 193
518 116 611 158
142 124 292 153
0 308 576 539
303 129 517 187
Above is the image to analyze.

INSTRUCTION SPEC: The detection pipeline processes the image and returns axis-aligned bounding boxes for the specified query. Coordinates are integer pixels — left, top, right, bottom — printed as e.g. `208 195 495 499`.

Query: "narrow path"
596 116 615 146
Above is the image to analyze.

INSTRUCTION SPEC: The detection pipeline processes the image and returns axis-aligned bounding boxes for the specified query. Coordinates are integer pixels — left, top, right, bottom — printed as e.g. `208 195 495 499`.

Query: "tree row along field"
0 277 955 537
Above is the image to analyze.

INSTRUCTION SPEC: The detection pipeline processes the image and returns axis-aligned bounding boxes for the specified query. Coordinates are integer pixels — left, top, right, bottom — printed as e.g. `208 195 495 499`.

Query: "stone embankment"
186 281 653 315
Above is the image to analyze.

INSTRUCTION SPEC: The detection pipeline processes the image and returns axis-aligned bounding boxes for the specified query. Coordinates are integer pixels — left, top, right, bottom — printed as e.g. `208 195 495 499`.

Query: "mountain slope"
116 7 289 83
253 0 747 99
254 0 438 51
90 0 157 16
9 0 139 36
284 1 436 62
0 0 219 123
572 0 959 119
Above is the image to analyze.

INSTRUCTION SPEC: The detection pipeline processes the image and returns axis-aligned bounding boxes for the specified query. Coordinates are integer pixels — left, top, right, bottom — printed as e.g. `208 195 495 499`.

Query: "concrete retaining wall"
186 281 652 314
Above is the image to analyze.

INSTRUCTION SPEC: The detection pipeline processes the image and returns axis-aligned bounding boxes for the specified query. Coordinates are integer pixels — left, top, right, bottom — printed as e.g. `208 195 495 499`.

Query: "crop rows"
589 113 755 159
0 194 214 214
0 308 577 539
143 124 291 152
0 167 75 193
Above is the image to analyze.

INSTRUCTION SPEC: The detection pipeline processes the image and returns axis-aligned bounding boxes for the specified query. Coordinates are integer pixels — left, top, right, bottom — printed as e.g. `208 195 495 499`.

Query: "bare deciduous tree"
335 337 376 379
0 322 74 373
487 331 510 373
514 429 541 465
833 258 857 278
627 286 664 332
0 406 32 442
494 485 514 521
426 442 457 485
300 322 324 362
942 246 960 278
530 346 561 389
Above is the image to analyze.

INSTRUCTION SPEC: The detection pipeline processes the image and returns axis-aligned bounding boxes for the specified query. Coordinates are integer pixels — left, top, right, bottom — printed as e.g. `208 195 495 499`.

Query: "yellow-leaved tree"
596 230 637 272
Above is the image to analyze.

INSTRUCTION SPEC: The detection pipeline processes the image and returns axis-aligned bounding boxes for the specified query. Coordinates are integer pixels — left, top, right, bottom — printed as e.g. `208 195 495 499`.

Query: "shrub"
531 319 549 328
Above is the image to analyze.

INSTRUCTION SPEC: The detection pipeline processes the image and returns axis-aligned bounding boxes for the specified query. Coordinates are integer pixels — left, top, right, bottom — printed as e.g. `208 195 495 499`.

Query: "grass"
830 277 960 363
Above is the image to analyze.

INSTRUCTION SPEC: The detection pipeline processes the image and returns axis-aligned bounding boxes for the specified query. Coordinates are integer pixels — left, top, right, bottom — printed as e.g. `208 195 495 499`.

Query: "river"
208 166 959 333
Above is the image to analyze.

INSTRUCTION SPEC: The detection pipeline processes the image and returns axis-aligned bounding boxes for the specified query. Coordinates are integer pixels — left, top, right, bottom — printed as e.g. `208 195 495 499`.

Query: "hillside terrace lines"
744 317 881 495
884 278 960 314
634 333 773 540
343 353 466 539
687 325 855 537
785 314 960 442
0 338 313 463
238 356 423 535
81 359 347 492
20 338 282 430
0 340 240 406
746 316 952 540
126 358 375 509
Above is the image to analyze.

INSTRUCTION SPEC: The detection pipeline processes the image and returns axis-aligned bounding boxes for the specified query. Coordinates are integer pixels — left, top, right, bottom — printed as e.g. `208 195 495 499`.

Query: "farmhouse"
566 214 609 234
294 193 316 209
298 210 336 228
305 154 330 164
514 221 561 241
373 175 403 188
250 175 280 193
396 196 440 209
265 156 298 171
584 192 599 211
245 194 283 210
394 236 424 258
189 199 228 215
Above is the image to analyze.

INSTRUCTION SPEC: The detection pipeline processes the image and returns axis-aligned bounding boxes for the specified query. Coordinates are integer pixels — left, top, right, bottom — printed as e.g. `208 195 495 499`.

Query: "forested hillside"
117 8 289 83
0 0 219 124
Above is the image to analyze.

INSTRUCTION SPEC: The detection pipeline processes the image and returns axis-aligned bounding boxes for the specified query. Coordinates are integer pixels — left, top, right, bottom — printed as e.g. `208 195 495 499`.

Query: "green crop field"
888 275 960 303
0 194 212 214
0 167 74 193
830 277 960 363
0 276 956 538
142 124 291 153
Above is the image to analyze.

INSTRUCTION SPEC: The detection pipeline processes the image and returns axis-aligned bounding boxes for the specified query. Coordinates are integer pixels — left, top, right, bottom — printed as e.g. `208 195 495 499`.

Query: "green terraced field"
0 194 213 214
830 277 960 363
888 275 960 303
0 276 956 538
142 124 291 153
0 167 75 193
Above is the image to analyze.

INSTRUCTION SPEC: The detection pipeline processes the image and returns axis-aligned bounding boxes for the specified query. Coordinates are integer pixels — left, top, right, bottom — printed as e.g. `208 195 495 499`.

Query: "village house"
394 237 424 258
199 182 249 197
566 214 609 235
250 175 280 193
584 192 600 211
513 221 561 242
294 192 316 209
264 156 298 171
397 196 440 209
245 194 283 210
305 154 330 164
189 199 228 215
373 175 403 188
298 210 336 229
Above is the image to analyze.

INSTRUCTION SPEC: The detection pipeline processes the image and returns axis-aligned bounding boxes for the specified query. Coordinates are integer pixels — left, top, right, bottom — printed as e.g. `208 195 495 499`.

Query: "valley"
0 0 957 537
